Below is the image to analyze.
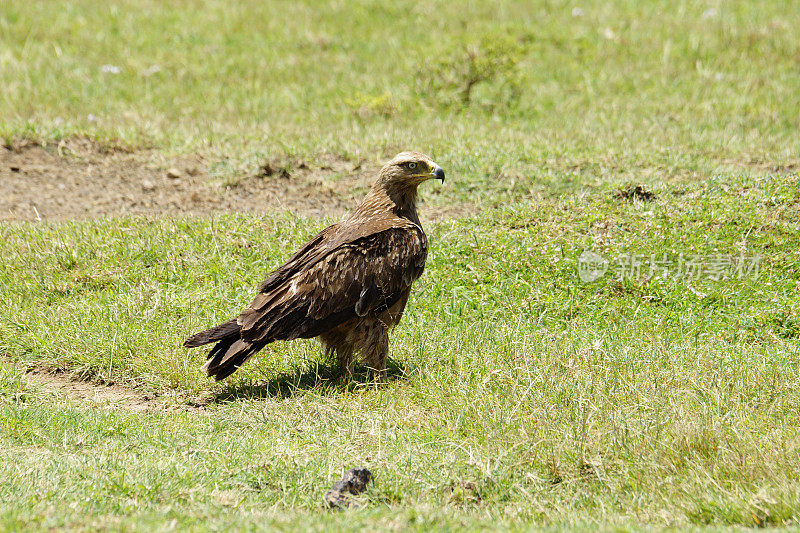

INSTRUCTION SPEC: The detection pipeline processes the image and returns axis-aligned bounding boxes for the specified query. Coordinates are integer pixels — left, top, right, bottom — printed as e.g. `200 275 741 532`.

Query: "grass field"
2 0 800 530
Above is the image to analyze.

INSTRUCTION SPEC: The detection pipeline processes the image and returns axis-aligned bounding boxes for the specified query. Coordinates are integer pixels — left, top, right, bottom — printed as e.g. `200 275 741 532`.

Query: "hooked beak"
432 165 445 182
411 163 445 183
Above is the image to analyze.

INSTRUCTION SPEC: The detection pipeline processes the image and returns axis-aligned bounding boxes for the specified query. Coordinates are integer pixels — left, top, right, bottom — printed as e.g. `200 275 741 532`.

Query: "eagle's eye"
406 162 417 170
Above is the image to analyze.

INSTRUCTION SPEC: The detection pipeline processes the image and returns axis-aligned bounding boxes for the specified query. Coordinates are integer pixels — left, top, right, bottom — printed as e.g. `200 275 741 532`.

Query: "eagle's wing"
237 222 427 343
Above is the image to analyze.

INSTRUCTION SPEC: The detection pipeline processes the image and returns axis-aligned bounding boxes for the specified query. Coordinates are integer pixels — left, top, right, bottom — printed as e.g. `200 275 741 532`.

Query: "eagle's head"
353 151 445 222
377 151 445 191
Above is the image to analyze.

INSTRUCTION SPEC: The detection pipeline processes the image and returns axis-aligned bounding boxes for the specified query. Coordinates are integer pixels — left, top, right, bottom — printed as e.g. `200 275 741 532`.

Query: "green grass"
3 0 800 205
2 0 800 530
2 174 799 529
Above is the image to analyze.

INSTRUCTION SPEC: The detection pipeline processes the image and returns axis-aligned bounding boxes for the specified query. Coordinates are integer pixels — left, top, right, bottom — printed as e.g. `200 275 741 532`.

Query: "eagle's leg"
337 347 355 384
360 322 389 383
375 333 388 383
320 330 355 384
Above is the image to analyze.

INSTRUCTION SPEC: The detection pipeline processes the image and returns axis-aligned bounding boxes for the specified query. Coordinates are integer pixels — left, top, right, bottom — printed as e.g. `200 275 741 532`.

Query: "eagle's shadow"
210 359 407 402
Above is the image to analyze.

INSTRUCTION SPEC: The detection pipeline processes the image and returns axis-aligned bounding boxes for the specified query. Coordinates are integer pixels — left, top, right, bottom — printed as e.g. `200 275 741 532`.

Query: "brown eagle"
184 151 445 382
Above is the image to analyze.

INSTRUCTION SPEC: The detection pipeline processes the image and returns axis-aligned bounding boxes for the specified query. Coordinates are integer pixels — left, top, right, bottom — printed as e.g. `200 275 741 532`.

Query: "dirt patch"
1 138 470 222
1 356 207 413
722 156 800 174
21 367 160 412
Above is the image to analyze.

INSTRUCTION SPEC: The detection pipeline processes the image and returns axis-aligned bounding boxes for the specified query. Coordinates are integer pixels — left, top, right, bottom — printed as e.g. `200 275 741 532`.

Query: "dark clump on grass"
258 161 291 179
613 183 655 202
325 468 373 509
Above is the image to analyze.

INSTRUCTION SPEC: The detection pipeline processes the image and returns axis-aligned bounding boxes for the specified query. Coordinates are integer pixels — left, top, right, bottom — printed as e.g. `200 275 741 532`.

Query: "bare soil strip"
1 138 471 222
22 367 160 412
2 357 207 413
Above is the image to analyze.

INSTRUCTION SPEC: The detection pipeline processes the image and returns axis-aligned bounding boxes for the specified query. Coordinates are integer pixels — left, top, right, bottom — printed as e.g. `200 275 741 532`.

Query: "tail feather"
184 319 240 348
184 318 262 380
202 338 264 381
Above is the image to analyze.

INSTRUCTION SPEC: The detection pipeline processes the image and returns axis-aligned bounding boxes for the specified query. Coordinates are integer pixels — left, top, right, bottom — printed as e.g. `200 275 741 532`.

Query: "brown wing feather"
237 223 427 343
255 218 402 294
